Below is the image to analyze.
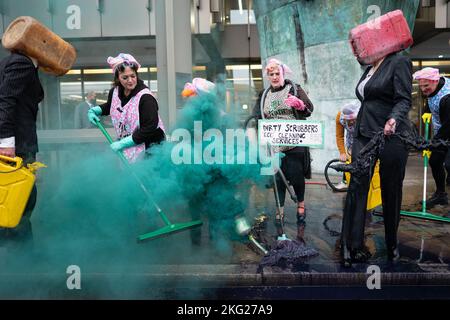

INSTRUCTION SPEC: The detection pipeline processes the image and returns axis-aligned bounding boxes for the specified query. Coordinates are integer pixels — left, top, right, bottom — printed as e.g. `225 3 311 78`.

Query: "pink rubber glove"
284 94 305 111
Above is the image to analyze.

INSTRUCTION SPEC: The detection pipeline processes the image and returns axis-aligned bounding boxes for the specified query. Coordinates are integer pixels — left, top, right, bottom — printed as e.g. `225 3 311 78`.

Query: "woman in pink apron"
87 53 165 162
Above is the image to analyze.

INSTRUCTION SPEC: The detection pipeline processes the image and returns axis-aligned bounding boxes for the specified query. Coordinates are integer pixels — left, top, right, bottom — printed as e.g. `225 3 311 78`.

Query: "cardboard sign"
258 119 324 148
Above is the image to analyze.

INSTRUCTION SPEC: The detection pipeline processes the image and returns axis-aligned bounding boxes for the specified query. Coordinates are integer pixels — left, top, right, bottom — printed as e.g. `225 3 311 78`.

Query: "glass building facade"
0 0 262 137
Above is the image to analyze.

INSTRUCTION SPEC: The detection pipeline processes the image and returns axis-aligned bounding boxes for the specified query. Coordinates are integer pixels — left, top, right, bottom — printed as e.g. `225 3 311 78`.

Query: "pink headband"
107 53 141 72
265 58 293 85
413 67 440 81
265 59 293 76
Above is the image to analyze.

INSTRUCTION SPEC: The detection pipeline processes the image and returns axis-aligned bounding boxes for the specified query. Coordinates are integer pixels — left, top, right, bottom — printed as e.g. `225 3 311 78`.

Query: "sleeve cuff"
0 137 15 148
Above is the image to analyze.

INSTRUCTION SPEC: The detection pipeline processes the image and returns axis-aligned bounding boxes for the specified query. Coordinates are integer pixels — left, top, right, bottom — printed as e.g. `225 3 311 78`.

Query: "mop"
399 114 450 223
273 166 300 240
95 120 203 241
253 166 319 272
257 168 320 271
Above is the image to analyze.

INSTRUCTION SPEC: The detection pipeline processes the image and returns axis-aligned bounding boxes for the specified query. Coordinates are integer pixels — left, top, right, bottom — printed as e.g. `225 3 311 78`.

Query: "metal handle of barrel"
94 119 129 165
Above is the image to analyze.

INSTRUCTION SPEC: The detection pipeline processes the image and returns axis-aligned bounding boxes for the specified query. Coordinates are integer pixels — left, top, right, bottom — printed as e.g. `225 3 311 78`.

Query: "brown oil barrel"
2 16 76 76
349 10 413 65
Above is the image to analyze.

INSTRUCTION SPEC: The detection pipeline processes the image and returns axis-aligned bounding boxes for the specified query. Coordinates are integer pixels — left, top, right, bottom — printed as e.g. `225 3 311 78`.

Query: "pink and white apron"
110 87 165 163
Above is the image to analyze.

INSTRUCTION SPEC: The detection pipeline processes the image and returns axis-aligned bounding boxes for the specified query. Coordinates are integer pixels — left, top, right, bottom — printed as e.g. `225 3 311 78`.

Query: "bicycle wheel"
324 159 348 192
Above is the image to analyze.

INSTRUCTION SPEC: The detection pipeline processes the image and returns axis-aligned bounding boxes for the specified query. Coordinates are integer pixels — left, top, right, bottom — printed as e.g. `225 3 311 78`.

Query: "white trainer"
334 181 348 190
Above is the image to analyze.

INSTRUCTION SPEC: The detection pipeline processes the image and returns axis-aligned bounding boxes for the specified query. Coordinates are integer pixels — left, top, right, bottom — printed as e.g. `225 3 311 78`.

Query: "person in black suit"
341 52 412 267
0 51 44 241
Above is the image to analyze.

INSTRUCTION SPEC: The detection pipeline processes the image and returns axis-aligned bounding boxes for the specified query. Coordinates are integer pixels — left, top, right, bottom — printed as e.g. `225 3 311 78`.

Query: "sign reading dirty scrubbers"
258 120 324 148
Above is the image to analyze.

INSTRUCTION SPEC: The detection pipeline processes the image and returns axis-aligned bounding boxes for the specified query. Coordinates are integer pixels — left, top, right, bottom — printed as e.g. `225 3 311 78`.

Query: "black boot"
387 247 400 262
341 246 352 268
351 247 372 263
425 192 448 209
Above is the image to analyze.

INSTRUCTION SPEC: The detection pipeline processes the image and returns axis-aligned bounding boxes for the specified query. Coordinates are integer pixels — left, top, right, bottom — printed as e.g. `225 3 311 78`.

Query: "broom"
94 120 203 241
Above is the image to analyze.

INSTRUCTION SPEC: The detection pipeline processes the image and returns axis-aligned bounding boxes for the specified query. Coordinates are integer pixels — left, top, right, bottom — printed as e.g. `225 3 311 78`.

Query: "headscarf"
339 102 360 151
107 53 141 73
340 102 360 121
181 78 216 98
413 67 440 81
265 58 293 86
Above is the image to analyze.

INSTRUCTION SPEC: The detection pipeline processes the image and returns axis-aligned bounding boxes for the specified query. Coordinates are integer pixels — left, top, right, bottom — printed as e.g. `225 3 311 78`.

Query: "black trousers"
275 148 306 207
430 146 449 193
341 135 408 252
445 150 450 184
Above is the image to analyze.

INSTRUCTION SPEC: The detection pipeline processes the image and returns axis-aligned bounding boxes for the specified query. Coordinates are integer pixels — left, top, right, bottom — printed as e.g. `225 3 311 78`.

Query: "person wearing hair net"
181 77 216 98
334 102 360 190
252 58 314 224
413 67 450 208
87 53 165 162
181 78 247 247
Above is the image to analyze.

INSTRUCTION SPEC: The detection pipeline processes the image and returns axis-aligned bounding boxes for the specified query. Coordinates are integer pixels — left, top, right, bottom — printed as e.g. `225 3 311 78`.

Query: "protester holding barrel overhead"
0 16 76 240
341 10 413 267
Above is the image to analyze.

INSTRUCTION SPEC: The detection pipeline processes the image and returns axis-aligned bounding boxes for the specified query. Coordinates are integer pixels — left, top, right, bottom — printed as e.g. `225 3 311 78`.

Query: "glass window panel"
84 80 114 128
60 80 82 129
224 63 262 124
224 0 256 25
0 12 4 35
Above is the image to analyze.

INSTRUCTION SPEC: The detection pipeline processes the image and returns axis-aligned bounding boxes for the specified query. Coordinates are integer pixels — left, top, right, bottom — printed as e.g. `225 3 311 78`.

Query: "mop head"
257 239 318 273
138 220 203 242
277 234 289 241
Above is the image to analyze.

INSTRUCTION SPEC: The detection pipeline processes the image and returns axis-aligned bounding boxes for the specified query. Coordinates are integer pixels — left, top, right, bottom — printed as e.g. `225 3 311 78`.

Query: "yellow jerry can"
345 158 382 211
0 155 45 228
366 160 382 211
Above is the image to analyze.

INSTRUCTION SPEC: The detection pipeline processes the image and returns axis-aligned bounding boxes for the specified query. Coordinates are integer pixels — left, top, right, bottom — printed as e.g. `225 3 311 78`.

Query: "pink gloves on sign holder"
284 94 305 111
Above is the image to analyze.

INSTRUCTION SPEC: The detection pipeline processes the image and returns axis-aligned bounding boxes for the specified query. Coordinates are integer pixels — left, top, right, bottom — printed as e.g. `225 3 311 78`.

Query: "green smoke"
0 83 269 299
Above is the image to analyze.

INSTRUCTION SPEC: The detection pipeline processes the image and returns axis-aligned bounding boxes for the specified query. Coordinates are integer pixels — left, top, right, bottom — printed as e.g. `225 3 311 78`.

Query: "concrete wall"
253 0 420 172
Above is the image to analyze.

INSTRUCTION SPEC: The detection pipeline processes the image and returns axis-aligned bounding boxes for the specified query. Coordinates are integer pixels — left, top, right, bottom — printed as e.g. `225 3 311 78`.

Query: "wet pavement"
0 149 449 299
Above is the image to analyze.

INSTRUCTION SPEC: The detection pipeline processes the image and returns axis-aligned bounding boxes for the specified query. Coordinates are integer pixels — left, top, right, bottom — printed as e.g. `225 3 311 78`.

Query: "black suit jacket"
355 53 412 138
0 52 44 157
